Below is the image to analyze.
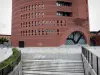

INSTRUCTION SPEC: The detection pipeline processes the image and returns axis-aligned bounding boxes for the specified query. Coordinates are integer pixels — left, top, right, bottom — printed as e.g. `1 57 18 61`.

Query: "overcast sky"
0 0 99 35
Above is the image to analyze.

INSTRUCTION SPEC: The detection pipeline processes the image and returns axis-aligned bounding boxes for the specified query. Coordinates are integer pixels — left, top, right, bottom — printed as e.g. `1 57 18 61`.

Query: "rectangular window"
57 11 72 17
56 1 72 7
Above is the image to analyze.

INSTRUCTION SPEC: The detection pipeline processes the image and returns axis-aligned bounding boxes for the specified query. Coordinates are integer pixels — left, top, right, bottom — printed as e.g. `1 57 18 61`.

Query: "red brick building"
12 0 90 47
90 31 100 46
95 35 100 46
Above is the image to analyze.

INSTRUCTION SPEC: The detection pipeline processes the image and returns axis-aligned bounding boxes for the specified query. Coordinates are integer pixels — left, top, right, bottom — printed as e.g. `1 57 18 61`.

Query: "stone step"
23 73 84 75
22 68 84 72
22 64 83 68
22 71 84 75
23 71 84 73
21 53 82 60
22 60 83 65
22 67 84 71
22 59 83 62
22 60 83 63
22 63 83 66
20 46 82 54
22 66 83 69
22 61 84 73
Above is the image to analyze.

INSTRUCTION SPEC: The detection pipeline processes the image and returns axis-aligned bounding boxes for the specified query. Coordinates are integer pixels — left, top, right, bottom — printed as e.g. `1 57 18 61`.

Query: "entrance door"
19 41 24 48
65 31 86 45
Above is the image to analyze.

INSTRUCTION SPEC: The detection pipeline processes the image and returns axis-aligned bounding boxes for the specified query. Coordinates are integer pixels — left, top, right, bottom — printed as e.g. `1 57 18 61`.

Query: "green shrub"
0 38 8 44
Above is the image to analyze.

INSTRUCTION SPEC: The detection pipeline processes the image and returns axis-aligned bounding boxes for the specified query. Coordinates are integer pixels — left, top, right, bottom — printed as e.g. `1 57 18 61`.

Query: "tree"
0 38 8 44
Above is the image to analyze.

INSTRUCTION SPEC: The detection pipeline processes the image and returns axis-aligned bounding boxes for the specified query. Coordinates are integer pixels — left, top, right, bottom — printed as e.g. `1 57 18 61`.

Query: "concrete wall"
82 54 97 75
8 62 22 75
0 48 12 63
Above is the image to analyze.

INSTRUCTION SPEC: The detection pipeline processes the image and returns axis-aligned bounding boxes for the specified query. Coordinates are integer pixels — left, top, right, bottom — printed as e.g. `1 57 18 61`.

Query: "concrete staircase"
21 47 84 75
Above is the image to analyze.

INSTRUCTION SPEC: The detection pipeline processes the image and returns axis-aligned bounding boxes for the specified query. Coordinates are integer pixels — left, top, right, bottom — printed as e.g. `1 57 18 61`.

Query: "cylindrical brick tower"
12 0 90 47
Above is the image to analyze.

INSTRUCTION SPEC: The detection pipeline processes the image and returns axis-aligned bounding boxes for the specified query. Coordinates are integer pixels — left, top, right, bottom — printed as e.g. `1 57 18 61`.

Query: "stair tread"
23 71 84 75
22 59 82 62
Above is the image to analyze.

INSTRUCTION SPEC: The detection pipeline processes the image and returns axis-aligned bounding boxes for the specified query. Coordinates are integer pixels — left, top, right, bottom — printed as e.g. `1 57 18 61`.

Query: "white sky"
0 0 99 35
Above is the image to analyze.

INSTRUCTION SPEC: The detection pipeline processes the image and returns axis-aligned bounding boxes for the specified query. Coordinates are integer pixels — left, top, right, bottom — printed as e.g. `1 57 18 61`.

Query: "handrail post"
97 57 99 75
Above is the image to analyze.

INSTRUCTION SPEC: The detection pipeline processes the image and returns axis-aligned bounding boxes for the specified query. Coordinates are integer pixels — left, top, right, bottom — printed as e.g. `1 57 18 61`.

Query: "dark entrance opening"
19 41 24 48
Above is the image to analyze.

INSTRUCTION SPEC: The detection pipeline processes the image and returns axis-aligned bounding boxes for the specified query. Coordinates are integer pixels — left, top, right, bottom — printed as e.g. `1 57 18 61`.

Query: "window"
32 5 34 10
35 12 36 15
42 12 44 15
37 4 40 9
23 7 25 11
32 30 34 35
29 22 30 27
57 29 59 35
38 30 40 35
57 20 59 23
57 29 59 32
23 14 25 19
35 4 37 9
61 20 62 23
29 5 30 10
34 4 36 9
21 15 22 20
56 1 72 7
49 20 51 23
21 23 22 25
46 21 48 24
29 30 30 33
26 14 27 19
21 31 22 36
26 31 27 33
38 12 40 15
42 4 44 9
26 6 27 11
32 21 33 24
42 4 44 7
35 30 37 35
39 4 40 8
57 11 72 17
42 30 44 35
29 13 30 18
31 13 33 18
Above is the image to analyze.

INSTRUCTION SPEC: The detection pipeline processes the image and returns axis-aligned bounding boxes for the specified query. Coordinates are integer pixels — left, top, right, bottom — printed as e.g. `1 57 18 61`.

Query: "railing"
0 49 21 75
82 47 100 75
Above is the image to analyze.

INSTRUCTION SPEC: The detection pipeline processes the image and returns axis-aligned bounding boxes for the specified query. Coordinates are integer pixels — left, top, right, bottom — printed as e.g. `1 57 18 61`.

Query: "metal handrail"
82 47 99 75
